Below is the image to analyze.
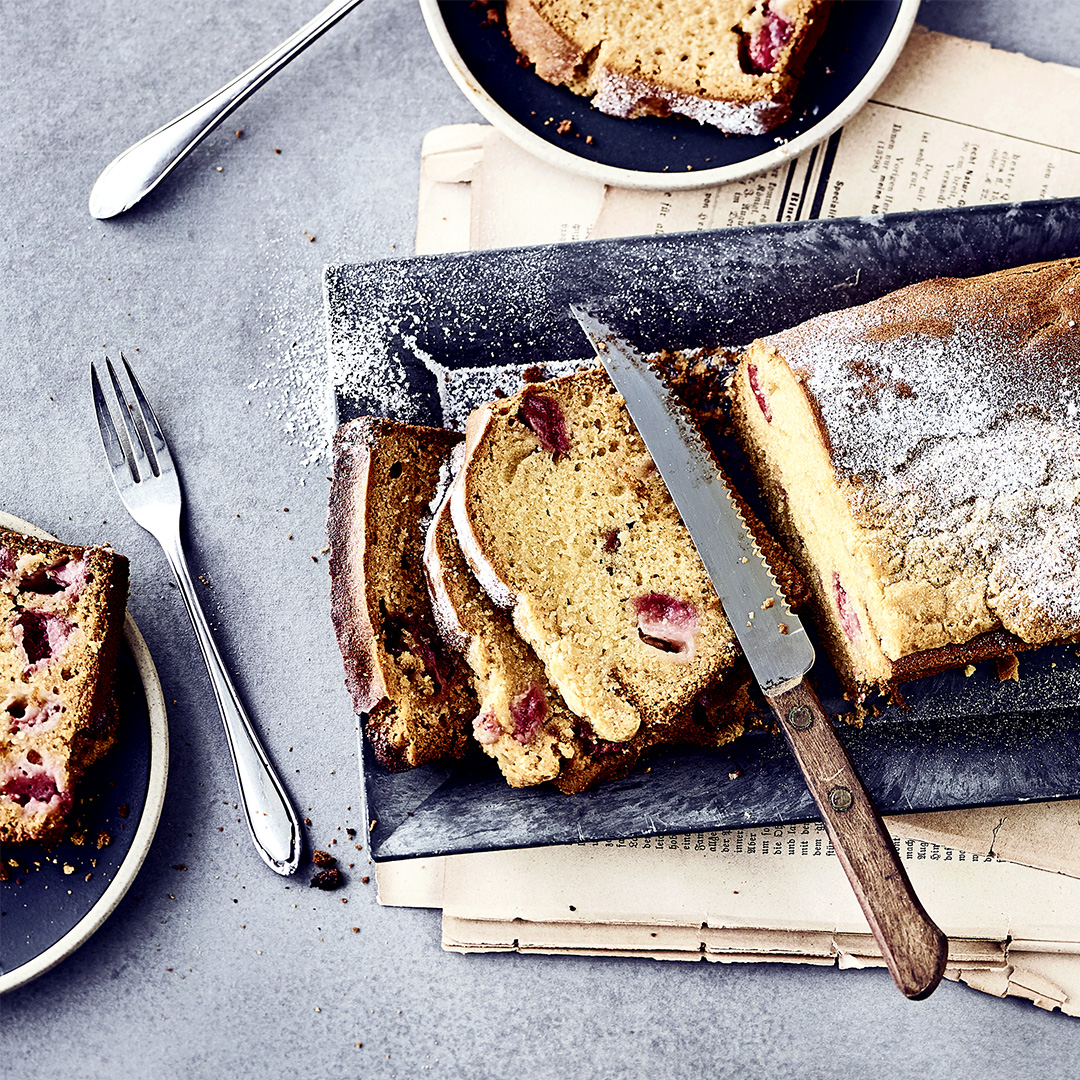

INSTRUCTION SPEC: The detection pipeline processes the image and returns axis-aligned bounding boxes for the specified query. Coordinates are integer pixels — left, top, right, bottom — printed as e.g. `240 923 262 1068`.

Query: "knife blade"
571 304 948 1000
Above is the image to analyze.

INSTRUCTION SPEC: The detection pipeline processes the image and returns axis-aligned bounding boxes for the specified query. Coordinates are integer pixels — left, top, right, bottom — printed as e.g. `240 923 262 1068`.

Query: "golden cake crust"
327 418 475 770
731 257 1080 695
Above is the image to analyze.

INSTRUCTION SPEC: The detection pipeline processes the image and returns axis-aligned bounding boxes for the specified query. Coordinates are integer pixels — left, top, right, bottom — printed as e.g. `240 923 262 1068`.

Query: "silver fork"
91 356 302 875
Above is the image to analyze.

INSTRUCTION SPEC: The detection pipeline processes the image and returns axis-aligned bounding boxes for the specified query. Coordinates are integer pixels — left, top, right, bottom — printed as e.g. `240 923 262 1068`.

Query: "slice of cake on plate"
730 256 1080 701
505 0 832 135
0 528 129 844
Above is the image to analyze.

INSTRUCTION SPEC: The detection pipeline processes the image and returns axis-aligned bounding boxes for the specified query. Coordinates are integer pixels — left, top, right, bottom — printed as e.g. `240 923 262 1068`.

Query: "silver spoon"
89 0 365 219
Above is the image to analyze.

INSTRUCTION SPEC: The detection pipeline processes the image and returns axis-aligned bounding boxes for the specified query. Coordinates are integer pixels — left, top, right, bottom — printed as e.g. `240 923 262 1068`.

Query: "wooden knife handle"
766 678 948 999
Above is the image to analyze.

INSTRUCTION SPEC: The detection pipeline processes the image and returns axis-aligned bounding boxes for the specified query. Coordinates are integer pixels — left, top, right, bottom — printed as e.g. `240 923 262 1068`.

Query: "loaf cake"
0 528 129 844
451 367 748 744
426 444 759 790
505 0 832 135
327 419 475 770
730 257 1080 700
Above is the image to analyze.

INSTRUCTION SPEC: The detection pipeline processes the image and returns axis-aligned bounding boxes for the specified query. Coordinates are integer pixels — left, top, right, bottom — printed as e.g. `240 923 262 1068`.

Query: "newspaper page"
387 25 1080 1014
436 827 1080 1015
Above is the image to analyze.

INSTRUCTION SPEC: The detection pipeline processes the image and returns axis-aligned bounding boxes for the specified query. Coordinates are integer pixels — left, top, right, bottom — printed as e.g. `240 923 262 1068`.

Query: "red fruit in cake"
575 721 626 756
747 364 772 423
2 766 68 809
632 593 700 657
473 711 502 745
832 572 862 642
13 610 75 668
510 684 548 744
519 391 570 455
47 557 90 596
748 7 794 72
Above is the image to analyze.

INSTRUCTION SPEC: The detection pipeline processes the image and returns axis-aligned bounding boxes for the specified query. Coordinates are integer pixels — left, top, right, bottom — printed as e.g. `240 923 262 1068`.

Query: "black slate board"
325 197 1080 861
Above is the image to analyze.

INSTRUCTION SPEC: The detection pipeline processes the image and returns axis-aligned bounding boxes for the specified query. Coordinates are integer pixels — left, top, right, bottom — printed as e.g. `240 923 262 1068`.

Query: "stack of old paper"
378 28 1080 1015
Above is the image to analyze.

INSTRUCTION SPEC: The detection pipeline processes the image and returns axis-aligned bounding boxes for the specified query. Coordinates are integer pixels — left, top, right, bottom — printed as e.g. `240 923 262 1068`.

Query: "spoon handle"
89 0 365 219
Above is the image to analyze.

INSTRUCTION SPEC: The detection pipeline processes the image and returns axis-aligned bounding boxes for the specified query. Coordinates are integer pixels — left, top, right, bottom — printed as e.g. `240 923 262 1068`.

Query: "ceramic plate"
325 198 1080 860
0 513 168 993
420 0 919 189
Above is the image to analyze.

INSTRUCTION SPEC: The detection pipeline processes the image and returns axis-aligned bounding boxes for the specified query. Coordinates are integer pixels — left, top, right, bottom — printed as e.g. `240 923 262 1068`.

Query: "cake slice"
0 528 129 844
327 418 475 771
451 367 745 744
730 256 1080 700
505 0 831 135
425 462 645 791
426 446 760 791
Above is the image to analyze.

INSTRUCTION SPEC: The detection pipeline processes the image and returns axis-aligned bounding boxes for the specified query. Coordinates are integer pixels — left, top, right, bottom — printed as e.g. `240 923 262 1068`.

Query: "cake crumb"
996 654 1020 682
310 868 343 890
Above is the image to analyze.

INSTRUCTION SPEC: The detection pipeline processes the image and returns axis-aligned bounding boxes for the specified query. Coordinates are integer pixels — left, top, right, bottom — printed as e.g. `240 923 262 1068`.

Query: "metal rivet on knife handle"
829 786 855 812
787 705 814 730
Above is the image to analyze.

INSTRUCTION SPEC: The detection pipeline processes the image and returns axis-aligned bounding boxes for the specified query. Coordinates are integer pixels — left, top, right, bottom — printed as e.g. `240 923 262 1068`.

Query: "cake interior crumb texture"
425 440 758 792
505 0 831 134
327 418 475 771
452 368 741 744
731 257 1080 697
0 528 129 844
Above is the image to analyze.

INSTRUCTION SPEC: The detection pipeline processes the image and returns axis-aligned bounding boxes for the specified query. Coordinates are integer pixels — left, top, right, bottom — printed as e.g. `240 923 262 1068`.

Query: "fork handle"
88 0 365 219
161 532 303 875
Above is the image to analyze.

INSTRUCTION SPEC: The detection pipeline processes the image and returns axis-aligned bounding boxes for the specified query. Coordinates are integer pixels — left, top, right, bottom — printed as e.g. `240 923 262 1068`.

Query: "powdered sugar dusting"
769 261 1080 638
425 355 585 432
593 67 786 135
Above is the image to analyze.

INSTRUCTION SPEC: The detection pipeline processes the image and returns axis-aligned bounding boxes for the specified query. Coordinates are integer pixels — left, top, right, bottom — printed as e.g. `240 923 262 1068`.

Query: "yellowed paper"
896 801 1080 879
439 829 1080 942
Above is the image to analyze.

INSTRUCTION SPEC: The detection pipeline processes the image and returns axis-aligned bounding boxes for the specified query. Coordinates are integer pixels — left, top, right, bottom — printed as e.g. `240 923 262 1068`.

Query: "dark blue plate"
1 602 167 991
326 197 1080 860
426 0 915 185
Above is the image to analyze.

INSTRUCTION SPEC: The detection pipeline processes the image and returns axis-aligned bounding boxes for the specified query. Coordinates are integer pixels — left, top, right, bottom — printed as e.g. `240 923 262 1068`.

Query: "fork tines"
91 355 173 485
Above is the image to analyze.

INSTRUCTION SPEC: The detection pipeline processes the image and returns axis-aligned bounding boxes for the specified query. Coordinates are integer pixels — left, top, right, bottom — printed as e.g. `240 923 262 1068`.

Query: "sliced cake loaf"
425 466 646 791
0 528 128 844
451 367 744 744
426 453 761 790
730 257 1080 700
505 0 831 135
328 419 475 771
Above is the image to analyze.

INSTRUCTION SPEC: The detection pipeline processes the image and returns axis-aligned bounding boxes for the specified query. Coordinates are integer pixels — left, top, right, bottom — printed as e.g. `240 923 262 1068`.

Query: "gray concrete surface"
2 1 1078 1076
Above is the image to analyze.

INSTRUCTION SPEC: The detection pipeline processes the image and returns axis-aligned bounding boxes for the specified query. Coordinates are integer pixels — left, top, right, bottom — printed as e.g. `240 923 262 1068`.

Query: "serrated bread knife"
571 305 948 1000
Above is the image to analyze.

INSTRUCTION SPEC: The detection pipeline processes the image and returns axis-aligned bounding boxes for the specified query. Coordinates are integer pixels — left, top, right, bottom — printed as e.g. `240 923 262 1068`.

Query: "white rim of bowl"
0 513 169 994
419 0 921 191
